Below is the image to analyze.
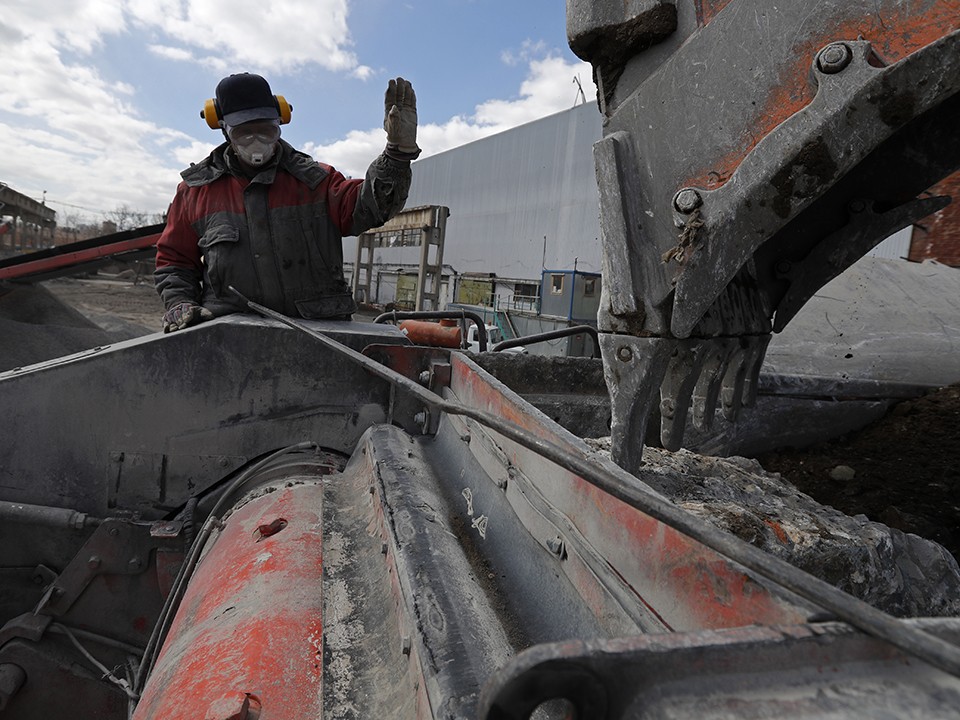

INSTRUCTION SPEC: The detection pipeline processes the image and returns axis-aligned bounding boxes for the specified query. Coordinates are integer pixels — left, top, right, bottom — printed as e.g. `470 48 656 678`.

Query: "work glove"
162 302 214 333
384 77 421 161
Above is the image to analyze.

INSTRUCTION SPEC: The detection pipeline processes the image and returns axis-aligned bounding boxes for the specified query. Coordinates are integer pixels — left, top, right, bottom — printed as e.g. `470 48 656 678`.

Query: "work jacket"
155 140 410 319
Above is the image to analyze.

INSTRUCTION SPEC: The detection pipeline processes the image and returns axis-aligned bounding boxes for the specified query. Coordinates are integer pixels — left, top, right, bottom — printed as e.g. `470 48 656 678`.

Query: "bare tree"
105 204 150 232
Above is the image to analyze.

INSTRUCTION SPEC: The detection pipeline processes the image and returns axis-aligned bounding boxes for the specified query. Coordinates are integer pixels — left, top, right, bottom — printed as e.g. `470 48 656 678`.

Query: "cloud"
1 0 369 221
500 39 547 67
302 52 597 177
127 0 363 75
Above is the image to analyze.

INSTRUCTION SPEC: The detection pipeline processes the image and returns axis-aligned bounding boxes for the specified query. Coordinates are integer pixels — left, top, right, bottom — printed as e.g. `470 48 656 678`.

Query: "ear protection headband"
200 95 293 129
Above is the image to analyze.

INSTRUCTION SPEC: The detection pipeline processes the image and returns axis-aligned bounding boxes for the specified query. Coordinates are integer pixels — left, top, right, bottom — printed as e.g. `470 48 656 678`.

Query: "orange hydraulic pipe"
399 319 463 348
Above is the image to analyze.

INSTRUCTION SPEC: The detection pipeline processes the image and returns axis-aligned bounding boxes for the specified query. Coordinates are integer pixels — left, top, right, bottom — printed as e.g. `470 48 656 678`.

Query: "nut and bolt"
660 398 676 420
206 692 262 720
418 370 431 385
127 557 142 572
673 188 703 214
546 536 566 558
616 345 633 362
775 260 793 276
87 555 102 570
817 43 852 74
413 410 428 426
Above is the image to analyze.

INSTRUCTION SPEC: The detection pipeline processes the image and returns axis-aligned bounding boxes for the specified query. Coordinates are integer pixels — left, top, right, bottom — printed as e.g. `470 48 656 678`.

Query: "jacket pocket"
198 225 240 297
295 293 358 319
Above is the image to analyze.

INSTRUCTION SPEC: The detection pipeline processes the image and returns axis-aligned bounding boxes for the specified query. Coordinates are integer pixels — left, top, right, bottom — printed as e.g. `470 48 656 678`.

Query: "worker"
155 72 419 332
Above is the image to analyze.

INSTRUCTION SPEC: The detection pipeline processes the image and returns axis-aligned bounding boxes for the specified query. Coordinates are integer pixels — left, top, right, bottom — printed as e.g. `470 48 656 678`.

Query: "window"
514 282 539 300
550 273 565 295
583 277 597 297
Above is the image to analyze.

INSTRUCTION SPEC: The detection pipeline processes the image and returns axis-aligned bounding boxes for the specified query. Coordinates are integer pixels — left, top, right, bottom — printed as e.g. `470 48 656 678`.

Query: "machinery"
1 1 959 718
567 0 960 472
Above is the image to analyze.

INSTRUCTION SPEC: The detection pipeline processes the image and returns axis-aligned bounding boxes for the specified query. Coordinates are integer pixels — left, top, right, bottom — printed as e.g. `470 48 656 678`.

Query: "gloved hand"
162 302 214 333
384 77 420 160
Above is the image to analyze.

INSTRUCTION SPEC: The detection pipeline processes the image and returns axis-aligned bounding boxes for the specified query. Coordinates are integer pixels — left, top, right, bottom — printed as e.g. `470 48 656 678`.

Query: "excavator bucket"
567 0 960 472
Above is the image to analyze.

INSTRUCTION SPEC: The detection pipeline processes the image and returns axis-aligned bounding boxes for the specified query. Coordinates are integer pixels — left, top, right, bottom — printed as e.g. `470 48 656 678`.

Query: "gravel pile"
0 282 124 372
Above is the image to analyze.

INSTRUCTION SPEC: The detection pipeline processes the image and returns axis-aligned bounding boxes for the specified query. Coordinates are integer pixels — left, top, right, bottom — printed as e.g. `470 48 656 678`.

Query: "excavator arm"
567 0 960 472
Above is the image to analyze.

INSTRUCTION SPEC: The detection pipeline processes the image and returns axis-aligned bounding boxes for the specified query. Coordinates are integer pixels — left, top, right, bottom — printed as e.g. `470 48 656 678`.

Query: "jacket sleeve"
154 183 203 309
354 153 412 235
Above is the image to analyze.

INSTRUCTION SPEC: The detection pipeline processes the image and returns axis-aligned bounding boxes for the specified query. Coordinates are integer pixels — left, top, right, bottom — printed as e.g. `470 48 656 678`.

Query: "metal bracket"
35 518 183 617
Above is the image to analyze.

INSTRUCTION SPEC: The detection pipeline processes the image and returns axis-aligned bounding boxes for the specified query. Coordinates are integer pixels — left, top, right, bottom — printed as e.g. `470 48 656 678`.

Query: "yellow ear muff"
201 98 221 129
275 95 293 125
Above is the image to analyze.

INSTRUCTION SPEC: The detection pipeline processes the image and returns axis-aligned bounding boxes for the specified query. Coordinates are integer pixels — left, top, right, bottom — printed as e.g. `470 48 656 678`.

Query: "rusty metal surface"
444 352 815 634
133 481 327 719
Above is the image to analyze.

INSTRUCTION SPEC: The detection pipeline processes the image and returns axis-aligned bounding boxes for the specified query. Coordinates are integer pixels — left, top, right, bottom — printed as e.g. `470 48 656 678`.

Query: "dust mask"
227 120 281 167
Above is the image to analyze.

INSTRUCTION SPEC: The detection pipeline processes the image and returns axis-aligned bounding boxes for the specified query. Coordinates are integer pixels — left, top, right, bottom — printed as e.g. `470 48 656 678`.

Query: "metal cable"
51 623 139 701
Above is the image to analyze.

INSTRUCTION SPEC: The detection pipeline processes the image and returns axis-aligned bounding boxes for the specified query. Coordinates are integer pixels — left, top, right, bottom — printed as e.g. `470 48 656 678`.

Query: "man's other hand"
162 302 214 333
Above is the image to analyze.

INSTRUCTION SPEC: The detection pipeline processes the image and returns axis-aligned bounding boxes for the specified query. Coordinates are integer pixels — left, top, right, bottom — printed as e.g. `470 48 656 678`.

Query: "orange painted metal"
399 319 463 348
686 1 960 191
0 233 160 280
447 352 812 632
133 483 325 720
694 0 736 26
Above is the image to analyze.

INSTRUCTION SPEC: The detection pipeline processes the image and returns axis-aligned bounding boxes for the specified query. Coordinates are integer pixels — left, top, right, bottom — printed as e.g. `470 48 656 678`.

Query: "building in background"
342 104 959 355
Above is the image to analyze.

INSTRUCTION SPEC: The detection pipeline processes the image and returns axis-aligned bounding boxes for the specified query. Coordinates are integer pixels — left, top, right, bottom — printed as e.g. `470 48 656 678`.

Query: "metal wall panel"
345 103 604 281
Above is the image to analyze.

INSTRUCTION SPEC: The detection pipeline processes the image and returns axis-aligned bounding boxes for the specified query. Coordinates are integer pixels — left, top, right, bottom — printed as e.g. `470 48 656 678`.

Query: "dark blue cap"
215 73 280 126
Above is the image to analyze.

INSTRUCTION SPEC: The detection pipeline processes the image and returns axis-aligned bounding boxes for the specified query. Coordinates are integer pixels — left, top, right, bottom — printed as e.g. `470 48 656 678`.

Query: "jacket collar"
180 139 329 190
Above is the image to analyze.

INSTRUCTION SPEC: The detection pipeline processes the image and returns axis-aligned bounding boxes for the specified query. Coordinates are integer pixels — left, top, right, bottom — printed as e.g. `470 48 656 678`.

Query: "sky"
1 0 597 227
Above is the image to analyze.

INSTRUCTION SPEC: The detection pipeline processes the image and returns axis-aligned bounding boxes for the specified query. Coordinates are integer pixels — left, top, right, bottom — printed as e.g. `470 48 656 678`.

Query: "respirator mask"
227 120 281 166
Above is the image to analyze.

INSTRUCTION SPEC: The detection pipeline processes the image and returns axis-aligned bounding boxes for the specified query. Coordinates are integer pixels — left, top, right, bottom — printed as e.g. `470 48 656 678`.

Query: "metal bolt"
775 260 792 276
673 188 703 214
848 199 867 213
418 370 431 385
660 397 676 420
206 692 262 720
127 557 142 571
616 345 633 363
108 527 120 537
546 536 566 558
413 411 427 426
817 43 852 74
87 556 101 570
218 456 230 468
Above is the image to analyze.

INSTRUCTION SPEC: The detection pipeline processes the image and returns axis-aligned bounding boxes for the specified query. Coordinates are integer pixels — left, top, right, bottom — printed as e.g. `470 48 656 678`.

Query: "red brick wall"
909 170 960 267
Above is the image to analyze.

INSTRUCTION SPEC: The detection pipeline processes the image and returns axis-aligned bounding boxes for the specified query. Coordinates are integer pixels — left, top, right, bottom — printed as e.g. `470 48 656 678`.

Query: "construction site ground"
20 276 960 565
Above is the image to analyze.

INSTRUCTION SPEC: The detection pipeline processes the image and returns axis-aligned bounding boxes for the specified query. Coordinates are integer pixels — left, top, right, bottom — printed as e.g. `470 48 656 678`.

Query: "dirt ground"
43 273 165 336
35 274 960 564
757 383 960 563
